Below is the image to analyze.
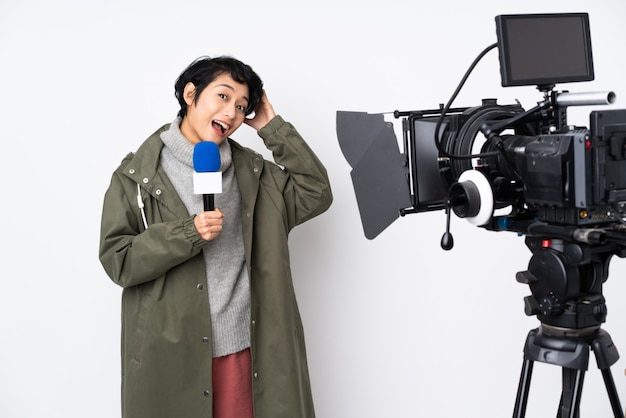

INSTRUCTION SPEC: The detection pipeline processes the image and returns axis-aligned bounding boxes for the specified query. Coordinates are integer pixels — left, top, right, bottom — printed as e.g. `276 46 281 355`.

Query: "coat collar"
120 124 264 220
122 124 188 217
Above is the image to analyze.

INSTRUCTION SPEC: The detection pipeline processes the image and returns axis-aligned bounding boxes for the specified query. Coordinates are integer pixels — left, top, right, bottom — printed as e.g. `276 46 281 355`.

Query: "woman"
99 56 332 418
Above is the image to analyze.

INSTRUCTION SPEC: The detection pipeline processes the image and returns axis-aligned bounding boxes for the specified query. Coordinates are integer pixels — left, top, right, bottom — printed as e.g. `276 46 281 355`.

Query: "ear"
183 82 196 106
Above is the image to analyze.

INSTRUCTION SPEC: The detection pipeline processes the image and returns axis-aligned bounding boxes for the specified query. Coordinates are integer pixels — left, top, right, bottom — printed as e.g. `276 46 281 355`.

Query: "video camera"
337 12 626 246
337 14 626 415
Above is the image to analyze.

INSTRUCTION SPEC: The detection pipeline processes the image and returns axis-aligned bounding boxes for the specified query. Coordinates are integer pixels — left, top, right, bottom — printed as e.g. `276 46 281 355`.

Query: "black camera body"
507 108 626 226
408 98 626 229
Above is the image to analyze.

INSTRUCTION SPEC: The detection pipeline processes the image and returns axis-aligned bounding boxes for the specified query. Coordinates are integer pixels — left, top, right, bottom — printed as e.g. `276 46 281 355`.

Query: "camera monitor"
496 13 594 87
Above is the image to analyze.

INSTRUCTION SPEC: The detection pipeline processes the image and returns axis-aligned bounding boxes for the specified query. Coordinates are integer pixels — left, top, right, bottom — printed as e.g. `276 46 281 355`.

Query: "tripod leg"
513 357 534 418
599 368 623 417
591 333 623 417
557 368 584 418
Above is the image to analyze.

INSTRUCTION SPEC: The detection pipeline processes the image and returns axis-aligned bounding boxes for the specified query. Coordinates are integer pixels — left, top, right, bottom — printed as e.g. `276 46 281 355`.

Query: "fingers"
194 208 225 241
259 90 270 106
244 90 276 131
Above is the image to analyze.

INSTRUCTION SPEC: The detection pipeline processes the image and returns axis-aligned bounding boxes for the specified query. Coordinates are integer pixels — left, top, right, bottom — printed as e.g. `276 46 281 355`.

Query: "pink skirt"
212 348 254 418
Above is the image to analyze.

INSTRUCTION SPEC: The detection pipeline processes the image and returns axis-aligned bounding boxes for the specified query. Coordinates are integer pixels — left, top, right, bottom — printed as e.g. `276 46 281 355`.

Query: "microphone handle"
203 194 215 211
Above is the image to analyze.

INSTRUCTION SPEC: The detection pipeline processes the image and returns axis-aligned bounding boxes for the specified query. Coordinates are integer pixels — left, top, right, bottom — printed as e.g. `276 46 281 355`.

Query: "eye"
218 93 227 100
236 104 247 112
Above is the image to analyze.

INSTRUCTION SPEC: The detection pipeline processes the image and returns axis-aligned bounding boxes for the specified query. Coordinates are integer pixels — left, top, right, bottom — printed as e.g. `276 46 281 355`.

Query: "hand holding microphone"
193 141 224 241
194 208 224 241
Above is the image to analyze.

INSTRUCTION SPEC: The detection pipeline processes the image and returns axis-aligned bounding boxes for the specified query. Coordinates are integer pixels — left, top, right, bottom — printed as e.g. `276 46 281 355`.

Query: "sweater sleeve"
258 115 333 227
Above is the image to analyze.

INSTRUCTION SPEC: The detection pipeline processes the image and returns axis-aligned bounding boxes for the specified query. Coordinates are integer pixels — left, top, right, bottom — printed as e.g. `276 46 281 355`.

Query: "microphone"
192 141 222 211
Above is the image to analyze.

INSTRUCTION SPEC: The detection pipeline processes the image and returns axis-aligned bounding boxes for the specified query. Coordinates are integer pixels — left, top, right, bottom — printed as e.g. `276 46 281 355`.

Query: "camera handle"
481 89 615 140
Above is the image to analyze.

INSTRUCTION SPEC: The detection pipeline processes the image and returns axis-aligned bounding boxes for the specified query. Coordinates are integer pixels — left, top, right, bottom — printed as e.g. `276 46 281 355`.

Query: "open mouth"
212 120 228 135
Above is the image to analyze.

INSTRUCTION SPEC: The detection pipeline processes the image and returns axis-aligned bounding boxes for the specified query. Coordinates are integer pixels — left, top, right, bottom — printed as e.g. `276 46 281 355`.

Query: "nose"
223 102 237 119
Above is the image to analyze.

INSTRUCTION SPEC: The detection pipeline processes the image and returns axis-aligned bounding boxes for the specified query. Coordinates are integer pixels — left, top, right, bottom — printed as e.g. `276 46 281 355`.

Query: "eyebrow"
216 83 249 104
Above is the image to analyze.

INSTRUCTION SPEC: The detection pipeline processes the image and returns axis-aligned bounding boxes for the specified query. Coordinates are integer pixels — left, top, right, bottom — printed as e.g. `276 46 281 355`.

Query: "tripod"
512 236 624 417
513 324 622 417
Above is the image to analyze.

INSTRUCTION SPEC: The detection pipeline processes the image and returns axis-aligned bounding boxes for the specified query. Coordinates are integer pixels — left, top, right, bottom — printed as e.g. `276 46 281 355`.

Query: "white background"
1 0 626 417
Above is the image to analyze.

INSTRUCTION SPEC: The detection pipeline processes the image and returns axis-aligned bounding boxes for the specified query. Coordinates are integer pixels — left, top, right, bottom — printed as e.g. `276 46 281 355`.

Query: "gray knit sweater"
159 119 250 357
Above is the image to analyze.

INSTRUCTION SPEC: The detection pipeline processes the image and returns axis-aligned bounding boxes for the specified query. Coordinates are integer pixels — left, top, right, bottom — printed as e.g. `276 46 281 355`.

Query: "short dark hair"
174 56 264 118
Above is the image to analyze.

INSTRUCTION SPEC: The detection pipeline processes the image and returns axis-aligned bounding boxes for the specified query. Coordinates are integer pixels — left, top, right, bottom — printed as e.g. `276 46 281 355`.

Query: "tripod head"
512 235 626 417
515 235 624 332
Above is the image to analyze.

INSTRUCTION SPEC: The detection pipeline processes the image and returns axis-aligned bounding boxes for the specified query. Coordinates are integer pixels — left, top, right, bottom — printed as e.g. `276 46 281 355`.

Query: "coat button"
142 177 149 184
129 169 136 174
203 390 210 397
155 189 162 195
197 283 204 290
202 336 209 343
253 167 259 173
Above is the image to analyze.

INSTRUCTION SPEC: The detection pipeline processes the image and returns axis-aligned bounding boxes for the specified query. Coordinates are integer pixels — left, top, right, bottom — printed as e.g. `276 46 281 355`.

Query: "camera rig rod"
555 91 616 107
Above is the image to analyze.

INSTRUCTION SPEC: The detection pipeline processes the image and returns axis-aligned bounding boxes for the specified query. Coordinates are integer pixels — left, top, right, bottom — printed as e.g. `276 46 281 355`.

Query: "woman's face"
180 73 250 145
